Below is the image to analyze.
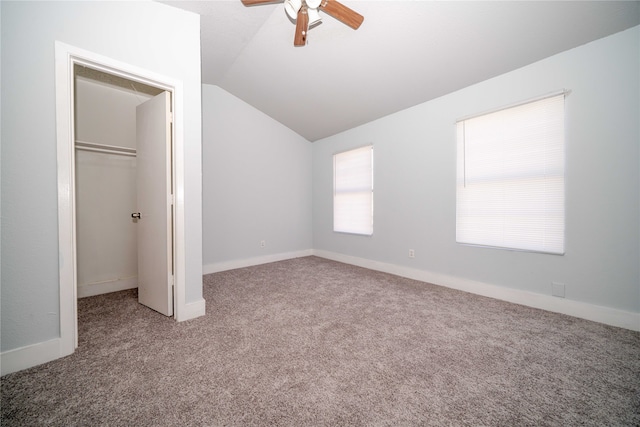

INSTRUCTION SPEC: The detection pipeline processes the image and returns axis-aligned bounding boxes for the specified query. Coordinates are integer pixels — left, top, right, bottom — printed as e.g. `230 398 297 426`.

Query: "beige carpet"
2 256 639 426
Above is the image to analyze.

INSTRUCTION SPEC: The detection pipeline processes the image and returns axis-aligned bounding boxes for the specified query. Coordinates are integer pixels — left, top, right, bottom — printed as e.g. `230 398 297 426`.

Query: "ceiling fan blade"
319 0 363 30
294 7 309 46
241 0 282 5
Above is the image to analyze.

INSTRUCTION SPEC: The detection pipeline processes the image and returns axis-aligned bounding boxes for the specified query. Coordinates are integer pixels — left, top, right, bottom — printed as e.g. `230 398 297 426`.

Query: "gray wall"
312 26 639 313
202 85 312 268
1 1 203 352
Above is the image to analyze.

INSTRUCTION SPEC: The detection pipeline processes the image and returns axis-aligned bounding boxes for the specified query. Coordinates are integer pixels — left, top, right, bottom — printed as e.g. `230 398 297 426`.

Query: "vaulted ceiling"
161 1 640 141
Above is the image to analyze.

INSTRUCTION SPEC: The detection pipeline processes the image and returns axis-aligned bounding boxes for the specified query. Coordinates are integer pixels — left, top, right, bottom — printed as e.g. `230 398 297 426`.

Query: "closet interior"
74 66 162 298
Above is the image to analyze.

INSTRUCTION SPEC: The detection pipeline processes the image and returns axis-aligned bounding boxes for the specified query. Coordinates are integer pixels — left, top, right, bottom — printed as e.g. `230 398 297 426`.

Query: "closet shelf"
75 140 136 157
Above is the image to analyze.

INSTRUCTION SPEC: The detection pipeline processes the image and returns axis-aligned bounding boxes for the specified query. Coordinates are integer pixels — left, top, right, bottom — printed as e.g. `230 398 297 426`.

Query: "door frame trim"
55 41 186 356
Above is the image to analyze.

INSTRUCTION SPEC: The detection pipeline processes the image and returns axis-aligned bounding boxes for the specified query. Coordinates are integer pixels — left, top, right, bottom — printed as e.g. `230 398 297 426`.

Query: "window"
334 145 373 235
456 93 565 254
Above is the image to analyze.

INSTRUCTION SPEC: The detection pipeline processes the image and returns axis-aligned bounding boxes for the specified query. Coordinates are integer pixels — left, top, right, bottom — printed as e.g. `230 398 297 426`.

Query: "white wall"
75 78 152 297
1 1 202 355
202 85 312 272
76 77 149 150
313 27 639 317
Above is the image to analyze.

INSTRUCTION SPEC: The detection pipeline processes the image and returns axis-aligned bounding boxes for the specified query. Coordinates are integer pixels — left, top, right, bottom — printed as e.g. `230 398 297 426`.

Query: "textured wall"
202 85 312 268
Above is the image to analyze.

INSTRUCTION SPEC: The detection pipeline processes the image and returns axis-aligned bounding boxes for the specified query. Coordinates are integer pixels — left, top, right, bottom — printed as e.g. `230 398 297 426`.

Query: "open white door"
136 91 173 316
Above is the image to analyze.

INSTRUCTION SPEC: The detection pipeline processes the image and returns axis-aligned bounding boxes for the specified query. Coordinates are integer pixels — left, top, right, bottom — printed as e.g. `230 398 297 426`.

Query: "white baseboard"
203 249 313 275
1 338 67 376
177 298 206 322
78 276 137 298
313 249 640 332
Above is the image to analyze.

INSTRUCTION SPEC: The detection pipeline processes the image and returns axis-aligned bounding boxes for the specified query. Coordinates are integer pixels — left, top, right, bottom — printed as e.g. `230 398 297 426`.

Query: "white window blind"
456 93 565 254
334 145 373 235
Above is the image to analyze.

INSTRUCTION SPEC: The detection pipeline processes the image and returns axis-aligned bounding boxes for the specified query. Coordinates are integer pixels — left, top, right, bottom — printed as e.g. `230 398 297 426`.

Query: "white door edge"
136 91 173 316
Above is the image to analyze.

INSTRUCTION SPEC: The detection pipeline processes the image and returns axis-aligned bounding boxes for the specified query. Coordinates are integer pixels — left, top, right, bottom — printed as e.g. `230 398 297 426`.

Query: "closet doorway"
74 65 174 316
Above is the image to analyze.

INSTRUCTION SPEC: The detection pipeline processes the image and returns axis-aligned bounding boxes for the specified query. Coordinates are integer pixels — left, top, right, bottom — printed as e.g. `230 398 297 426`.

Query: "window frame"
333 144 374 236
455 91 567 255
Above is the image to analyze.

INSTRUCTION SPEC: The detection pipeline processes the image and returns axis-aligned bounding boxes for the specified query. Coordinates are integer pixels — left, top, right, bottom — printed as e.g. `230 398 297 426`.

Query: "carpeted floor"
2 256 639 426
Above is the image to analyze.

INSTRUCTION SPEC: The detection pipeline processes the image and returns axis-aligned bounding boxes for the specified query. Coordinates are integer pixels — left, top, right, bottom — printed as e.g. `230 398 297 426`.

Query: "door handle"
131 212 141 219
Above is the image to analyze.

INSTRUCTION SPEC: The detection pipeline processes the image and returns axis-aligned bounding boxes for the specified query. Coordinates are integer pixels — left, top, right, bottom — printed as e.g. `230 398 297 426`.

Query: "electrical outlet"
409 249 415 258
552 282 565 298
260 240 266 248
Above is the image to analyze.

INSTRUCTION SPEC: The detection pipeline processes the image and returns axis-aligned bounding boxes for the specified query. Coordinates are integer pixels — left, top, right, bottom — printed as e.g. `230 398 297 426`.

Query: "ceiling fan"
241 0 364 46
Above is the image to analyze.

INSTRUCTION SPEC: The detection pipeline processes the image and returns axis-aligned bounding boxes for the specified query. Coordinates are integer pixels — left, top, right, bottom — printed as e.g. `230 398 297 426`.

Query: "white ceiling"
161 0 640 141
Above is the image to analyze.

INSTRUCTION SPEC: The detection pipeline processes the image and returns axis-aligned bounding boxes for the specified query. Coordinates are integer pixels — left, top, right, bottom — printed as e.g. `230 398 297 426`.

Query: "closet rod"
75 140 136 157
